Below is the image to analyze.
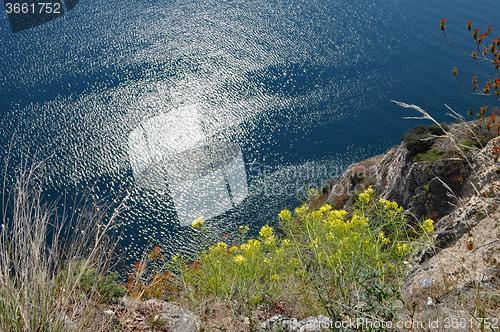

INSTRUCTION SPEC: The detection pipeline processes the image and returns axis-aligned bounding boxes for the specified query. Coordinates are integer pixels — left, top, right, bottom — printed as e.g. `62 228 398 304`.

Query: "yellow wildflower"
282 239 291 247
264 235 275 245
274 248 284 259
351 213 368 227
380 198 403 212
260 225 274 238
271 274 281 281
295 204 308 215
240 239 260 253
248 239 261 251
397 243 408 255
210 242 227 254
358 186 373 205
379 198 390 206
378 231 390 245
290 258 301 268
319 204 332 214
309 238 320 249
422 219 434 233
239 225 250 234
328 209 348 222
191 216 205 229
234 255 245 264
278 209 292 221
312 210 322 220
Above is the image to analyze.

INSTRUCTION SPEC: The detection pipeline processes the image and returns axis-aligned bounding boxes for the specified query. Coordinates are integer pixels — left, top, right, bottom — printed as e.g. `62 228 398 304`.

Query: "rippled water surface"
1 0 499 259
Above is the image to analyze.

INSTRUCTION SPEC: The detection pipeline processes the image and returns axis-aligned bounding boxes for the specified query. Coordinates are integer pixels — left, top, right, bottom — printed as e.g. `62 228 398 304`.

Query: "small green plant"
414 147 444 163
54 260 125 303
424 184 430 193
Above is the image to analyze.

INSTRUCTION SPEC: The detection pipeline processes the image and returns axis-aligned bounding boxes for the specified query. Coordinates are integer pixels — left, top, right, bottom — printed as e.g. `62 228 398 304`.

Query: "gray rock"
421 278 433 288
120 297 201 332
103 309 115 316
426 297 435 306
150 301 201 332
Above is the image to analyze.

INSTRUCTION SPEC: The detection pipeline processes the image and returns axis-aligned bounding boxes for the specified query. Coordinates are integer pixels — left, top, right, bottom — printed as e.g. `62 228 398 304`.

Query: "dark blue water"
1 0 499 259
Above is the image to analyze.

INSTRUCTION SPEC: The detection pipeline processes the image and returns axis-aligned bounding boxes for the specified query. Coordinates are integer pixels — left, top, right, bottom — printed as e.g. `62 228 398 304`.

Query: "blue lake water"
1 0 499 260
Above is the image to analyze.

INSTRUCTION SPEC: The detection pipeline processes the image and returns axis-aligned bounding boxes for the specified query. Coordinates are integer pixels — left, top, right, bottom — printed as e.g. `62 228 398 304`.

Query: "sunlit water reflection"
1 0 499 261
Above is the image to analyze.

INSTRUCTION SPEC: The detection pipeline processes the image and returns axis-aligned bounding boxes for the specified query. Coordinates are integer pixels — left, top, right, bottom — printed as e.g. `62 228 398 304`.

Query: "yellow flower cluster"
350 213 368 227
327 209 348 223
260 225 275 245
239 225 250 234
191 216 205 229
379 198 403 212
397 243 408 255
274 248 284 259
278 209 292 221
209 242 228 254
378 231 390 245
323 209 352 234
358 186 374 205
234 255 245 264
319 204 332 214
290 258 301 268
295 204 308 215
260 225 274 238
240 239 260 252
422 219 434 233
311 210 323 220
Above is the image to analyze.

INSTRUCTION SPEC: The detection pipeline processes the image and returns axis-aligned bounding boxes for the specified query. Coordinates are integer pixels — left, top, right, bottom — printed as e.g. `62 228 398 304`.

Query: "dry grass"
0 159 126 332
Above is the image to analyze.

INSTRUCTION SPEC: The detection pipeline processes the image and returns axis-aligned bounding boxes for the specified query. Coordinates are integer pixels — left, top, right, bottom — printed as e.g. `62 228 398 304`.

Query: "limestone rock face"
326 132 500 252
324 129 500 306
373 143 470 223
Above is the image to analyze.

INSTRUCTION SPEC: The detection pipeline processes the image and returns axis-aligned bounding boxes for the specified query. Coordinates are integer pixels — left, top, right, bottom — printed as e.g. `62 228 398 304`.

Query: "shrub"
167 187 434 329
402 123 448 155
